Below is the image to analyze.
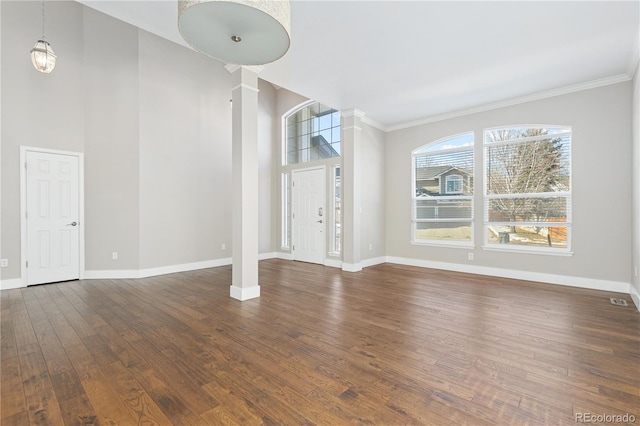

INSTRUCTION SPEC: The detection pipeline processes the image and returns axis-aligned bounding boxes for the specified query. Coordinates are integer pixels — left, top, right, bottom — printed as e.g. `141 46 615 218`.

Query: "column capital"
224 64 265 75
341 109 366 119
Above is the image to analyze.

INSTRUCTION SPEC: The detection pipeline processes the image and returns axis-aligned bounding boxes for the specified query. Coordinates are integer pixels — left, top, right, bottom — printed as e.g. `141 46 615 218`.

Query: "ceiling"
77 1 639 130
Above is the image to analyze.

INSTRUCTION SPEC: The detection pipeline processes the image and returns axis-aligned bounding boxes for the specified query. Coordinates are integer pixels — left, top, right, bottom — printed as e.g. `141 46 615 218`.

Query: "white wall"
631 65 640 308
0 2 275 284
386 82 633 292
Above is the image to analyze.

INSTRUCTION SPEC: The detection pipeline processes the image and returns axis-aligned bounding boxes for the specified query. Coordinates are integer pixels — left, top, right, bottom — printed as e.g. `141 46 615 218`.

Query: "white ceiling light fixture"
178 0 290 65
30 0 56 73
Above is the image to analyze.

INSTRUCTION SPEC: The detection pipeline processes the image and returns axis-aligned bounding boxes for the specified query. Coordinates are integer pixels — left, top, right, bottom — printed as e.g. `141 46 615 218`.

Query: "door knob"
67 221 78 227
316 220 323 224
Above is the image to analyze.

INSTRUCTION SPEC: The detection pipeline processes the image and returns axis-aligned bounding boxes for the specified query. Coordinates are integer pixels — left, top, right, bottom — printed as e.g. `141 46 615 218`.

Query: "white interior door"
26 151 80 285
292 168 325 264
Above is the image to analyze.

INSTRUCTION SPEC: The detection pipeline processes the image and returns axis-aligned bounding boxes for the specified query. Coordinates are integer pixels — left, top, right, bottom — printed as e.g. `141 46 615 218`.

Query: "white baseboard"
385 256 630 294
230 285 260 301
362 256 386 268
630 284 640 312
84 258 232 280
324 258 342 269
342 262 363 272
276 252 294 261
0 278 25 290
259 252 278 260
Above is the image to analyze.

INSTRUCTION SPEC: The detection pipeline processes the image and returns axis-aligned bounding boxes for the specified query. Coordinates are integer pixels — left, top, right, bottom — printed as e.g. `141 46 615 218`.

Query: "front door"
25 150 81 285
292 167 325 264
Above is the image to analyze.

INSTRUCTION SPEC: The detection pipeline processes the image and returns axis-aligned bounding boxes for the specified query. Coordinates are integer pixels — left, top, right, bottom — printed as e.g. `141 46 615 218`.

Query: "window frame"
482 125 572 256
445 174 463 194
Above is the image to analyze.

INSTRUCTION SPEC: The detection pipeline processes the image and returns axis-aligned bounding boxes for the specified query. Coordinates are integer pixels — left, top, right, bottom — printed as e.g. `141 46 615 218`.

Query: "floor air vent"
610 298 628 307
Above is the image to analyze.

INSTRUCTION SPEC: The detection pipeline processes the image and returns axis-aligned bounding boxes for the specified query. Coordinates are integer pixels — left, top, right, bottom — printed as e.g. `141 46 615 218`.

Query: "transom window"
412 132 474 244
484 126 571 252
285 102 341 165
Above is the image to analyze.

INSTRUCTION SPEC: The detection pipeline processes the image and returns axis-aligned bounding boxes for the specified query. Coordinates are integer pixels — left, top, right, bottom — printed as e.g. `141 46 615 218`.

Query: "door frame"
20 146 85 286
291 165 326 265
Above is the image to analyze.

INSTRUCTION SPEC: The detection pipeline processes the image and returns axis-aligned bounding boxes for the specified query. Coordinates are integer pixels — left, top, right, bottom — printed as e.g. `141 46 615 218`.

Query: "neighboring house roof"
311 135 338 158
415 165 468 180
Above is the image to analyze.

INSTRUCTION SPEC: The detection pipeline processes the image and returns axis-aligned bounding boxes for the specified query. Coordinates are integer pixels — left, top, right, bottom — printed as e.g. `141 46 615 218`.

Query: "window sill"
411 240 475 250
482 245 573 257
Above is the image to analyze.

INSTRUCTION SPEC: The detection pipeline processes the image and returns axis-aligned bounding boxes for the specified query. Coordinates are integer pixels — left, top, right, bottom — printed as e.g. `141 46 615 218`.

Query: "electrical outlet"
221 243 226 251
0 259 8 268
468 253 474 261
112 252 118 260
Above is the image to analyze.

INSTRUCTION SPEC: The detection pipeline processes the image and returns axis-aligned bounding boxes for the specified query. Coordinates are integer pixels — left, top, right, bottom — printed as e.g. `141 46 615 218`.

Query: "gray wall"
632 65 640 304
385 82 632 286
1 2 275 280
361 123 386 261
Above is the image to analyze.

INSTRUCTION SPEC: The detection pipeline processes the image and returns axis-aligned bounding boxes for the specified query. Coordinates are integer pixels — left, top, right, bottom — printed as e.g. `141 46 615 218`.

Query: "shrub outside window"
412 132 474 245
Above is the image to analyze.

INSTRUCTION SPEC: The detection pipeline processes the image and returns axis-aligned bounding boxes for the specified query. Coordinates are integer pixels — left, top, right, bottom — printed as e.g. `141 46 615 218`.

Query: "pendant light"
30 0 56 73
178 0 290 65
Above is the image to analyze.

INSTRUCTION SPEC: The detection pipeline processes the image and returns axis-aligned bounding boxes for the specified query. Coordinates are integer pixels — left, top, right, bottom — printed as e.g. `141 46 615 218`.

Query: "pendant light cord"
41 0 46 40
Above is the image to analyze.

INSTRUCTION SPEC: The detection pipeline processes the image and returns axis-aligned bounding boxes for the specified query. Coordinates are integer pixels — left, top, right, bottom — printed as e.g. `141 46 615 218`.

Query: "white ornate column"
341 109 365 272
226 65 261 300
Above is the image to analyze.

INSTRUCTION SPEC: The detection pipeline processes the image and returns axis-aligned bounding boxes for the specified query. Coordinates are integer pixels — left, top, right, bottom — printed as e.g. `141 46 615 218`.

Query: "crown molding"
341 109 366 119
387 74 633 132
361 116 387 132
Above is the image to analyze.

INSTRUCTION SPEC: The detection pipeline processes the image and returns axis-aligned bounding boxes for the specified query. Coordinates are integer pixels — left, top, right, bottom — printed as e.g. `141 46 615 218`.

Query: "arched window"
284 102 341 165
484 126 571 251
412 132 474 245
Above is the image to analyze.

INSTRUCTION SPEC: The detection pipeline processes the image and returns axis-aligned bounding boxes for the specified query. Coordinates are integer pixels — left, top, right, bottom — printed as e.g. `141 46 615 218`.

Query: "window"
484 126 571 252
412 132 474 244
445 175 463 194
285 102 341 165
331 165 341 254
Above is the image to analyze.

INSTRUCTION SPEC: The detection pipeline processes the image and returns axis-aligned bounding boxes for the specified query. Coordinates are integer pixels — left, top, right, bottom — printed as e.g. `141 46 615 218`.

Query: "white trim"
626 32 639 78
84 258 232 280
230 83 259 93
630 285 640 312
385 256 629 293
259 252 278 260
342 125 362 132
324 258 342 269
341 109 366 119
342 262 363 272
411 241 475 250
361 116 386 132
20 146 85 287
387 74 632 132
362 257 386 268
482 245 573 257
0 279 25 291
224 64 264 74
277 251 294 261
230 285 260 301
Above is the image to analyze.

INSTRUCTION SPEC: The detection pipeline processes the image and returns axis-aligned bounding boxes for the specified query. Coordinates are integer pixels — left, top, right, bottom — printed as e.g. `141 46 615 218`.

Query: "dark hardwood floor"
1 259 639 425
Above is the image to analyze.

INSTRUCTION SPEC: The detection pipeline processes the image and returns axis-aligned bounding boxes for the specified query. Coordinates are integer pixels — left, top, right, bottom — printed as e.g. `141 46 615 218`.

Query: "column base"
342 262 363 272
230 285 261 301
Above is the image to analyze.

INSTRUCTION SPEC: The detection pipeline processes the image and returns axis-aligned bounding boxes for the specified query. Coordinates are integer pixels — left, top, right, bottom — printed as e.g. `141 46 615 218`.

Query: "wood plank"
1 259 638 424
